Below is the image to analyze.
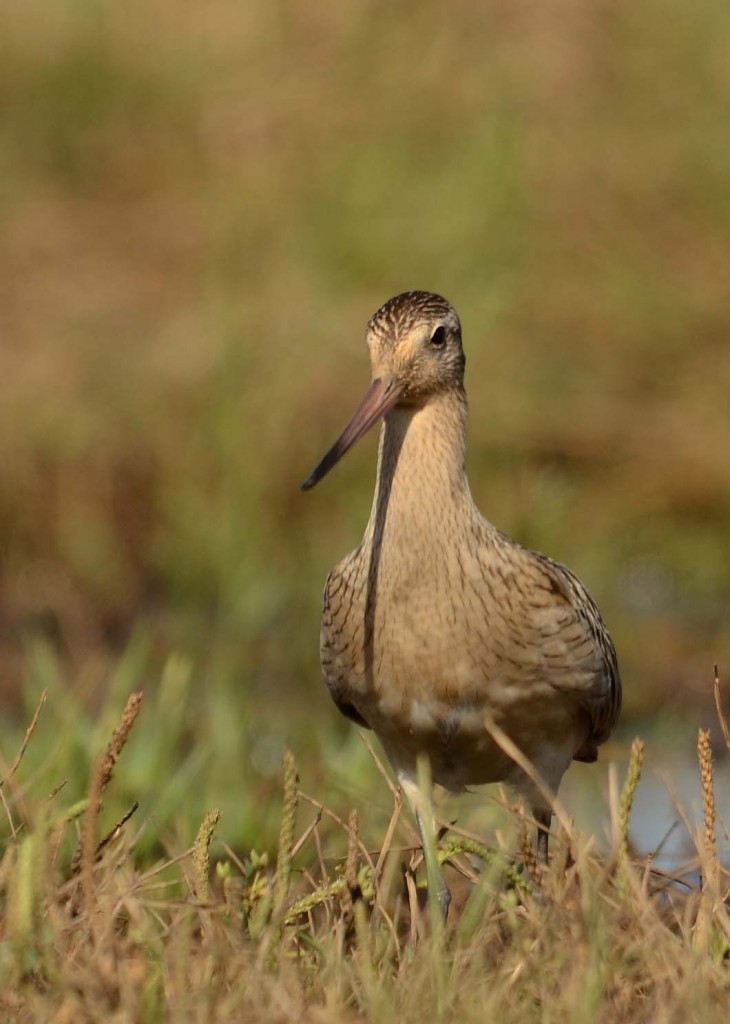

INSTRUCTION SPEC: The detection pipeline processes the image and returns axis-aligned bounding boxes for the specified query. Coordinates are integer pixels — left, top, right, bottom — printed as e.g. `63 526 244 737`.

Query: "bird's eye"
430 326 447 348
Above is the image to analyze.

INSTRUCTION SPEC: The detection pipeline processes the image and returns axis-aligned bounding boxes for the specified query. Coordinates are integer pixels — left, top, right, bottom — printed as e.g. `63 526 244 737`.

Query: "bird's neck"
366 387 477 546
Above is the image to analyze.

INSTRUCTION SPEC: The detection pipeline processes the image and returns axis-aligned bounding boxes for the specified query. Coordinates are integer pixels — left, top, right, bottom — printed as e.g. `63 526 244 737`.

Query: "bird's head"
302 291 464 491
365 291 464 403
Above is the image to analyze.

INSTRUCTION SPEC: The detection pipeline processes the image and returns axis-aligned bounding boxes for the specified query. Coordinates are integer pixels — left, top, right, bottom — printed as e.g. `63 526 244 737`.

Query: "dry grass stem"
697 728 717 874
0 787 17 840
361 734 400 799
299 792 376 871
77 693 143 927
290 809 323 860
0 689 48 831
0 689 47 790
273 751 298 920
619 737 645 861
713 665 730 756
95 692 144 803
695 729 721 951
192 809 222 903
374 790 403 883
483 715 573 841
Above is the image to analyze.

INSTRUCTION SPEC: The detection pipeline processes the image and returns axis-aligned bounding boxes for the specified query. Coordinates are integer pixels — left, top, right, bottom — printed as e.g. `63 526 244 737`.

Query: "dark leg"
535 809 552 865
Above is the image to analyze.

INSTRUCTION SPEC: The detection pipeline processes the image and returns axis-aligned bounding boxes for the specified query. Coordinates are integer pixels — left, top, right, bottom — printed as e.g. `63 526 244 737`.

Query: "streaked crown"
365 291 465 402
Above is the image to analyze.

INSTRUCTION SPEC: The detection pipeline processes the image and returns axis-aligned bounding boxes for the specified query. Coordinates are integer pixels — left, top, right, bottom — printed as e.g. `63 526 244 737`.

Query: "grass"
1 675 730 1022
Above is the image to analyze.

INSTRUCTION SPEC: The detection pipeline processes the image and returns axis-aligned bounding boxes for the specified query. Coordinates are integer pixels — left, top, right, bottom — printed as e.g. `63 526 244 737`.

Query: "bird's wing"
320 564 372 730
526 553 622 748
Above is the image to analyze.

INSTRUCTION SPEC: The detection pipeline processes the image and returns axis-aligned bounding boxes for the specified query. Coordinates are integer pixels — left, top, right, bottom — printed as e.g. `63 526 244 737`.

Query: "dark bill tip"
301 377 401 492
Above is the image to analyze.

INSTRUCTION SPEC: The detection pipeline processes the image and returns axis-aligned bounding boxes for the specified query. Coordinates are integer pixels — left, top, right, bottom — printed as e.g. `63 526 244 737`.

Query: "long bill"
301 376 403 491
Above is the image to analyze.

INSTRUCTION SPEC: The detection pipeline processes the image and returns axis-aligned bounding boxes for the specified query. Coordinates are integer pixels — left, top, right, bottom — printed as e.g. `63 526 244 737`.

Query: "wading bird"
302 291 621 918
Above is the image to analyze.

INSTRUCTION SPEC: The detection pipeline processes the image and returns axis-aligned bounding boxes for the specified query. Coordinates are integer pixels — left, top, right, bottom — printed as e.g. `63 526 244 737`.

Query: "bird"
301 291 621 918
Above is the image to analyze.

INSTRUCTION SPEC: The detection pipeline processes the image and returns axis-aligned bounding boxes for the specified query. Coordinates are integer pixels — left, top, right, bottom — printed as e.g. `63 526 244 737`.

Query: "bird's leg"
535 808 552 865
399 767 451 924
415 811 450 925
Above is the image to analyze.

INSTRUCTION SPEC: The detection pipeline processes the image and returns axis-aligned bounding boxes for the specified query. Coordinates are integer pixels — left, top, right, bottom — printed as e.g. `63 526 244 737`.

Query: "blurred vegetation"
1 0 730 848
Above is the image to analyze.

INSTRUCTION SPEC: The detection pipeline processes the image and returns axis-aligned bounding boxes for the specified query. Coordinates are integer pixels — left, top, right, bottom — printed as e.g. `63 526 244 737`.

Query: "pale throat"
365 387 475 547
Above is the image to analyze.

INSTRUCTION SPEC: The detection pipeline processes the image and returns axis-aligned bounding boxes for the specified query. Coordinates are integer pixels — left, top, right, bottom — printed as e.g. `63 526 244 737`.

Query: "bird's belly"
361 684 580 791
371 697 513 790
321 570 586 791
324 645 581 792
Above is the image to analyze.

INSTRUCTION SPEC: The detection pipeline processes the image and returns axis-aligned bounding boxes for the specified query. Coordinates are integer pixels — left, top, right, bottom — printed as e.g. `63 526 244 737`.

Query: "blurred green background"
1 0 729 851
